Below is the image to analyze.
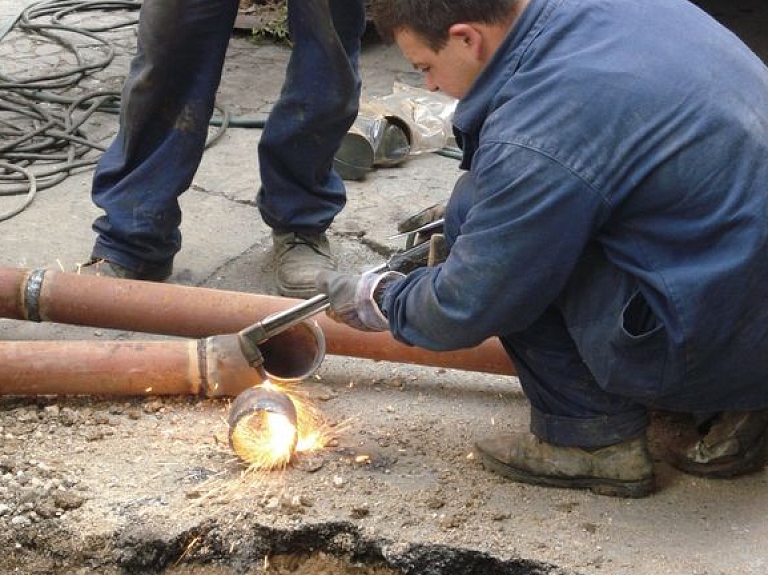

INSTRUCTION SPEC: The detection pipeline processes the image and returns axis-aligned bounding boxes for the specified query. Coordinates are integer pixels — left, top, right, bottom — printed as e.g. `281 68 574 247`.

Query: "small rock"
424 496 445 510
439 513 465 529
53 491 86 511
143 399 164 414
350 505 370 519
59 408 78 426
306 384 337 401
332 475 347 488
92 412 110 425
293 453 325 473
581 522 598 534
11 515 31 527
281 494 308 513
43 405 60 419
81 428 104 442
35 502 58 519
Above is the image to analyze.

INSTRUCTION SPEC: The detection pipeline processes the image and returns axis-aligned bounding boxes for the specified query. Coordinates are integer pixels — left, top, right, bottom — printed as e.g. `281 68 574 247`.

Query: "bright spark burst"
229 380 332 471
291 387 332 453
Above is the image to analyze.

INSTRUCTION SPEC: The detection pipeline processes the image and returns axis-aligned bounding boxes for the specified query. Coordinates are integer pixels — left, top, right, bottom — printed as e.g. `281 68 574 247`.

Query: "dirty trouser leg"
256 0 366 234
501 305 649 449
91 0 239 276
445 173 649 448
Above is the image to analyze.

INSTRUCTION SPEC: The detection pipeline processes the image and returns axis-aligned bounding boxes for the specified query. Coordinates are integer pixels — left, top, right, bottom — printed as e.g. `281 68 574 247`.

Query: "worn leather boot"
76 258 172 282
475 432 655 498
669 409 768 478
273 231 336 299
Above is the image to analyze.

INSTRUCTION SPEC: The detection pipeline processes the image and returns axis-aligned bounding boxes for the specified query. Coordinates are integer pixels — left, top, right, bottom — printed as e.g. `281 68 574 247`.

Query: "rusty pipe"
0 323 324 397
0 267 514 375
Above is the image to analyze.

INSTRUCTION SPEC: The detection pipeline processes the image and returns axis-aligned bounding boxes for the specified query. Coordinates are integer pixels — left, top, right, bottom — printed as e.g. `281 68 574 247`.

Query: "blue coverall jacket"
381 0 768 446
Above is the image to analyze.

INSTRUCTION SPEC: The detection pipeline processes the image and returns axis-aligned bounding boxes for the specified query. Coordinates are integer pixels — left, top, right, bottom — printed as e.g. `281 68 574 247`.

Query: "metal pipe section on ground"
0 268 514 389
0 333 277 398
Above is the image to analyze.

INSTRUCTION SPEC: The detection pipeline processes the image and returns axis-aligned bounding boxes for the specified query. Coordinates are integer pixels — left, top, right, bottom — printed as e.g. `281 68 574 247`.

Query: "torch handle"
236 240 432 367
253 293 331 341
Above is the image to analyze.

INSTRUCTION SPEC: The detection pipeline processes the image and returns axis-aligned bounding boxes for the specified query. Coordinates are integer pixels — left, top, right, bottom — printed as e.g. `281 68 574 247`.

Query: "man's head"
371 0 525 98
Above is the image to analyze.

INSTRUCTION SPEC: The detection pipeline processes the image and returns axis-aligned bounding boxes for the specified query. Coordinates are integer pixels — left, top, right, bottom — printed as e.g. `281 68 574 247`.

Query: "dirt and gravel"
2 1 768 574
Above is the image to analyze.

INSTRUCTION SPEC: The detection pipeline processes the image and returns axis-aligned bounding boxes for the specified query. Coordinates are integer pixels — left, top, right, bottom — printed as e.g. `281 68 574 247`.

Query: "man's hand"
315 270 404 332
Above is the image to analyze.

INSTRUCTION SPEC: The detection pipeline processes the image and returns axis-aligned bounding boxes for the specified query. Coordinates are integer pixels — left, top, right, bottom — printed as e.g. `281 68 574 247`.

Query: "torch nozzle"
237 293 330 368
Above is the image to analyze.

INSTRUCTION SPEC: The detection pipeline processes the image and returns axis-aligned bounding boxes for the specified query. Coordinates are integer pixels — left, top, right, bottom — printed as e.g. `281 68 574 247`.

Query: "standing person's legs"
258 0 366 298
86 0 239 280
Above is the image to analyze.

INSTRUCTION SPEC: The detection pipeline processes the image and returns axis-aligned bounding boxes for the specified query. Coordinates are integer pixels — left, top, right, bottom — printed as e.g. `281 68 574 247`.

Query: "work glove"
315 270 405 332
397 201 449 264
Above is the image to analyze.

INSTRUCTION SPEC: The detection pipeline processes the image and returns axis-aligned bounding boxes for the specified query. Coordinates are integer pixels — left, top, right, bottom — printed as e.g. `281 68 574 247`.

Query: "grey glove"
315 270 405 332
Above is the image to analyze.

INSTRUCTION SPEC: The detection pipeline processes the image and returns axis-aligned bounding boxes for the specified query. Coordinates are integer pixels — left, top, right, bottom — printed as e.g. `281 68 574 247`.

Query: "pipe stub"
227 385 298 452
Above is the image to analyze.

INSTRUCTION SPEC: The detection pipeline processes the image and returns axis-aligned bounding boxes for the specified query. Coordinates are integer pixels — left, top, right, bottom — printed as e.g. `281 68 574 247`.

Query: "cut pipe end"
227 385 299 467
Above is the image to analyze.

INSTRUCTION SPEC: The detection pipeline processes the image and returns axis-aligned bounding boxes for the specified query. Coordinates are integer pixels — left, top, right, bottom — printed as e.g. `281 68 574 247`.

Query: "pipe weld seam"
24 269 45 322
196 338 209 398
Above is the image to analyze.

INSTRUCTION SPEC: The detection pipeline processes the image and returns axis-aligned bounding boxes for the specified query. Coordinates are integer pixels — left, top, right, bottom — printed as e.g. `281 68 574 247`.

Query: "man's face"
394 27 483 100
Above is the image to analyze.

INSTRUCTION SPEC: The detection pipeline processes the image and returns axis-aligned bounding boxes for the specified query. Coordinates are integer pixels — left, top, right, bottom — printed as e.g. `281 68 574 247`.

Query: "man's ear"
447 23 485 61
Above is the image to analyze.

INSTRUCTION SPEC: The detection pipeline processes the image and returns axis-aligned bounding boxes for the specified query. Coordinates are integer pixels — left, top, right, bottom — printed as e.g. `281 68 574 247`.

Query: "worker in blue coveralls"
80 0 365 299
317 0 768 497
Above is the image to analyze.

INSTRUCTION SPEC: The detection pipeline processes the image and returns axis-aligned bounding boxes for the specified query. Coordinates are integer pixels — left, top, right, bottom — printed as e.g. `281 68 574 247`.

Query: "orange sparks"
290 387 332 454
229 380 332 470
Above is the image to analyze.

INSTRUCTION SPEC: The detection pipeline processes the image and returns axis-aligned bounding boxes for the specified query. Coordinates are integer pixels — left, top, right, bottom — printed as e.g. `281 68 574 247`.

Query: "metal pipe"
0 327 320 398
0 267 514 376
0 340 207 397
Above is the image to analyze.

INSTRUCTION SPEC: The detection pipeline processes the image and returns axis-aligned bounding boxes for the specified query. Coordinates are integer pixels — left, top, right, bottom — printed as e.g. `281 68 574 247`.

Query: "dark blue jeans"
91 0 365 277
445 173 649 448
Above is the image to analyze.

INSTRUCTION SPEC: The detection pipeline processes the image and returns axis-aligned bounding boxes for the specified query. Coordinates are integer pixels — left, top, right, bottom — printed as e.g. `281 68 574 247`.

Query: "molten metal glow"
230 409 296 469
230 381 331 470
290 389 332 453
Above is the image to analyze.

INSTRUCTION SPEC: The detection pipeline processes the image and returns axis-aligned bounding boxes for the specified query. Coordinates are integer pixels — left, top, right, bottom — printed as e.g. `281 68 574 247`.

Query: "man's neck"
482 0 532 57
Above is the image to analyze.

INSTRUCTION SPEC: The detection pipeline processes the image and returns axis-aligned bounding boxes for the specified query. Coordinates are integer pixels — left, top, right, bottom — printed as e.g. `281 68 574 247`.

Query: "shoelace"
285 233 327 255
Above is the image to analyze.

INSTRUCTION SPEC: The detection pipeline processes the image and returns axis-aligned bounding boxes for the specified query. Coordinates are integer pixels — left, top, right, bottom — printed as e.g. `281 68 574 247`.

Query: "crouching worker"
316 0 768 498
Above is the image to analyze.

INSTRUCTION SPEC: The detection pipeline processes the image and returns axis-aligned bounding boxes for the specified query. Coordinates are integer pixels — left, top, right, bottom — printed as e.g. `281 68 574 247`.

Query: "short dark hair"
371 0 519 51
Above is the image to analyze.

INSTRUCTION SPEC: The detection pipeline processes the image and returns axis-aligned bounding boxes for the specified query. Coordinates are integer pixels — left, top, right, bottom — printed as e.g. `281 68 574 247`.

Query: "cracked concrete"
1 1 768 574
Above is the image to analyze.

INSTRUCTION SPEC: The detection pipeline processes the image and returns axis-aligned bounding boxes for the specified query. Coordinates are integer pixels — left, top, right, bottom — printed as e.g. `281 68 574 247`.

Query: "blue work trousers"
445 173 649 448
91 0 365 276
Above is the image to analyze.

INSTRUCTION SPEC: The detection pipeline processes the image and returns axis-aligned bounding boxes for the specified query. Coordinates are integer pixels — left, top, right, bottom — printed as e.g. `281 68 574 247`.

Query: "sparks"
228 380 332 470
289 387 332 453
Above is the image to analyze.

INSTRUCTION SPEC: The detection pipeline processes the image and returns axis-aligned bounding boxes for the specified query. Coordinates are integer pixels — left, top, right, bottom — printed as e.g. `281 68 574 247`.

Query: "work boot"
475 432 656 498
76 258 172 282
273 231 336 299
669 409 768 478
